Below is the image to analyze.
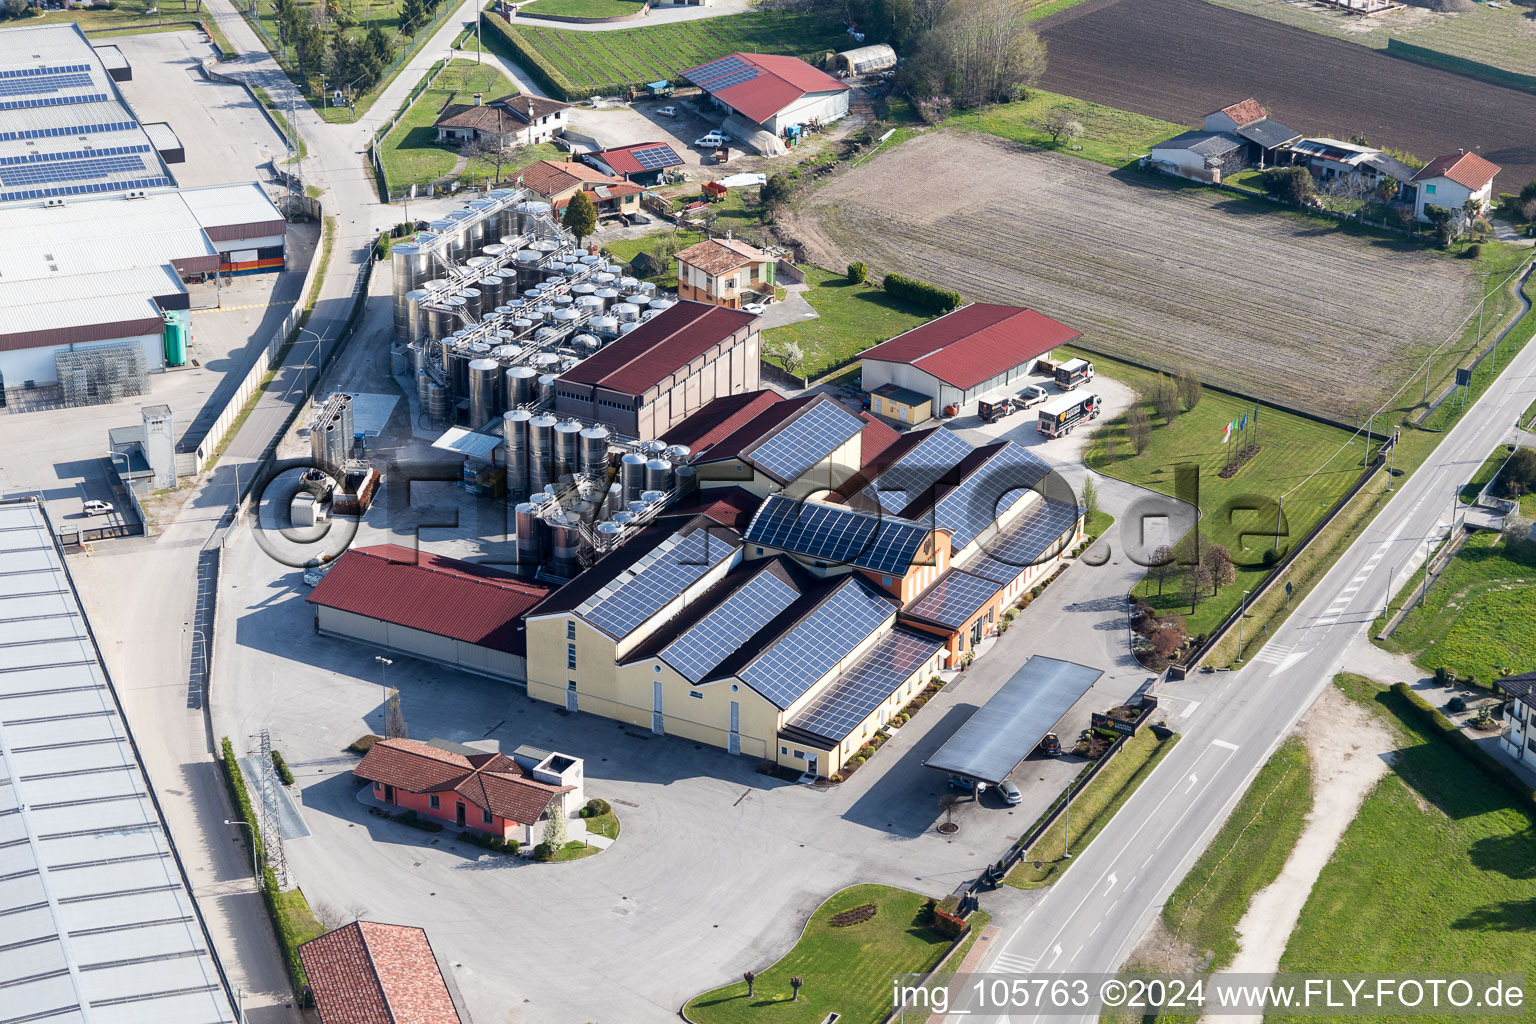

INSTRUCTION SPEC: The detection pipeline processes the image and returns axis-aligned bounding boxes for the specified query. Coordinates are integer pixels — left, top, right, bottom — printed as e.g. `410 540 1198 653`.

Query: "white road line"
1210 739 1239 750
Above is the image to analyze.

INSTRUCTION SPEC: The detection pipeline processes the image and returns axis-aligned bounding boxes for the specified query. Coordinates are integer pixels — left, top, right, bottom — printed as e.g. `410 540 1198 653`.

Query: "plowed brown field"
786 131 1477 419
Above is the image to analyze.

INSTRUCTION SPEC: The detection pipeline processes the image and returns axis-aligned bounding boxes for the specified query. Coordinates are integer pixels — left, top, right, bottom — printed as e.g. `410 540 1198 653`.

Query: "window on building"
566 621 576 640
690 690 704 700
483 809 494 825
429 795 440 809
567 678 577 690
1426 183 1437 194
781 745 788 755
882 575 892 587
793 749 805 760
567 643 577 670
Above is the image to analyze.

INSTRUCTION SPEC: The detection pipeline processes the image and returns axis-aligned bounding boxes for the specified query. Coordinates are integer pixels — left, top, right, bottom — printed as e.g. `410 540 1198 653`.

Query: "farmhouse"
1291 138 1416 193
299 922 463 1024
1147 130 1246 182
306 544 552 682
859 303 1081 414
1202 98 1299 166
512 158 643 218
681 53 850 140
675 234 775 308
581 141 683 184
433 92 570 148
1495 670 1535 766
1412 150 1501 223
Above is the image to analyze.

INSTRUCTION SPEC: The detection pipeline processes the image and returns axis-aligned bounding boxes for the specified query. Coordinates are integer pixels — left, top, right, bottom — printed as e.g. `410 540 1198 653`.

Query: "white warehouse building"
681 53 850 142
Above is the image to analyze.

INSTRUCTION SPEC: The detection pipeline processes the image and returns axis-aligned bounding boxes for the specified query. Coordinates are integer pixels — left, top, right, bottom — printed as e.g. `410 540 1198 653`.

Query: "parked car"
743 302 766 315
997 779 1022 805
656 105 677 117
694 131 729 148
1016 383 1049 407
82 500 114 516
302 564 334 587
948 774 984 793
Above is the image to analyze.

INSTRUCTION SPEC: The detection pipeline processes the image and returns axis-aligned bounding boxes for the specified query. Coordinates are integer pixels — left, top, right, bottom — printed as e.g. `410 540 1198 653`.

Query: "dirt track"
1037 0 1536 190
785 131 1476 419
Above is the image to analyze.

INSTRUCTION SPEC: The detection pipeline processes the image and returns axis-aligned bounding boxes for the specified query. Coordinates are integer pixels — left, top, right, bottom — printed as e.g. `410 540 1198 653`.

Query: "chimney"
473 93 483 106
1458 148 1464 155
726 228 732 241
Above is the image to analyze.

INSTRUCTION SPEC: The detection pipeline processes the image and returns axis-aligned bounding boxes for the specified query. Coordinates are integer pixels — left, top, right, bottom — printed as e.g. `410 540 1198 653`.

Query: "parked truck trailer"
1038 393 1101 438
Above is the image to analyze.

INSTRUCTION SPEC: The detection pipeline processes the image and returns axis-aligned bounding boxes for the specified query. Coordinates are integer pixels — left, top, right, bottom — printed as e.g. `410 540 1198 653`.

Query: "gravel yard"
785 130 1478 419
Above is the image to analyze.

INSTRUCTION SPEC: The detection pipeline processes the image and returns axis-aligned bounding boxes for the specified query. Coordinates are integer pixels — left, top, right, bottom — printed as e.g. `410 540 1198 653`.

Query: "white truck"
1038 392 1102 438
1054 358 1094 391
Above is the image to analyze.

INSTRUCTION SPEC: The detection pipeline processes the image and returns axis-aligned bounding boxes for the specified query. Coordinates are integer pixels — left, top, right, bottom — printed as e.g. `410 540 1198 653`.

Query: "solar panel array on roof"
0 90 108 111
747 494 929 575
864 428 974 511
925 443 1052 549
741 578 894 708
660 569 799 682
966 497 1083 585
580 527 739 638
684 54 760 92
0 71 93 97
630 143 680 170
0 142 150 166
0 119 137 142
786 627 944 743
746 400 864 483
903 570 999 629
1 152 144 184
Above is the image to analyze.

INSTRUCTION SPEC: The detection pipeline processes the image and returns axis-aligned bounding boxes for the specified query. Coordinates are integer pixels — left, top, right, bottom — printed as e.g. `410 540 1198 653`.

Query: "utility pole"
1387 429 1397 489
1061 778 1072 860
1384 566 1394 620
1273 495 1284 553
1237 589 1252 661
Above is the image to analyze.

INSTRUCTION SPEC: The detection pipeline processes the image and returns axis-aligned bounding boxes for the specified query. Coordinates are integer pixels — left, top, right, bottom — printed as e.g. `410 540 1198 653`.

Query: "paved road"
974 269 1536 1020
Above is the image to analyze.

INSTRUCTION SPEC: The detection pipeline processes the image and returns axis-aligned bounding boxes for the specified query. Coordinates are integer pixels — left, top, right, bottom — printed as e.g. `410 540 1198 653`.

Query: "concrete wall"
316 606 527 681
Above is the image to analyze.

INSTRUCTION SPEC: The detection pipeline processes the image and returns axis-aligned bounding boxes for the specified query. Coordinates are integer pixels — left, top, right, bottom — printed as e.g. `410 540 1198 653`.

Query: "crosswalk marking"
1253 643 1294 665
992 952 1037 973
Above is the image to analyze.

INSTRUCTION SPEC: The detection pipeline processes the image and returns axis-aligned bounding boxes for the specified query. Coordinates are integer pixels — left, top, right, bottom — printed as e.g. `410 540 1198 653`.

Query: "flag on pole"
1240 413 1248 432
1222 419 1235 444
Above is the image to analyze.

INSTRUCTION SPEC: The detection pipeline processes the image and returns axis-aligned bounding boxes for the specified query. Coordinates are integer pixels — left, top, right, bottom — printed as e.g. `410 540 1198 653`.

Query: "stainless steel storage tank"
553 419 582 479
529 414 558 491
579 425 610 476
539 373 558 407
426 381 449 422
619 452 646 502
460 287 483 321
504 409 532 499
506 365 538 408
468 358 500 425
645 458 673 493
515 502 542 567
673 463 698 500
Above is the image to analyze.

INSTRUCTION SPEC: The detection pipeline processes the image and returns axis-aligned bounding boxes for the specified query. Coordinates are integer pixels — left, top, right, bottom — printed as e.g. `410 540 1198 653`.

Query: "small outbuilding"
867 382 931 425
836 43 896 76
1148 130 1246 182
299 921 464 1024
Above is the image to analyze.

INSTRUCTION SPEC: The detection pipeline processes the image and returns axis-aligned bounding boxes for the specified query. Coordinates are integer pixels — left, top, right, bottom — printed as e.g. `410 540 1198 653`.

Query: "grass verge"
378 59 527 192
946 88 1187 168
685 885 955 1024
520 0 642 15
1159 734 1313 971
1007 728 1180 888
761 266 934 378
1458 444 1514 504
251 86 307 161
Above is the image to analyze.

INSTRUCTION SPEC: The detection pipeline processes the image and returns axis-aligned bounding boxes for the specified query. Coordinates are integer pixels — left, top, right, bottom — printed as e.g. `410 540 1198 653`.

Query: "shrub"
348 734 380 753
882 272 961 313
829 773 843 783
533 841 555 861
1435 666 1452 685
1465 242 1483 259
1392 683 1536 809
579 807 591 818
372 233 389 261
1446 696 1467 713
271 750 295 786
584 797 612 816
846 261 868 284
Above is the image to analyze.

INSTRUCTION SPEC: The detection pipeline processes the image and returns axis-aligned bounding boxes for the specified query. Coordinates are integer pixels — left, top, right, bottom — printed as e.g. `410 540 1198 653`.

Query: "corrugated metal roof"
557 300 759 396
0 498 236 1024
860 304 1081 391
681 53 847 125
0 192 215 280
177 181 281 229
0 263 182 339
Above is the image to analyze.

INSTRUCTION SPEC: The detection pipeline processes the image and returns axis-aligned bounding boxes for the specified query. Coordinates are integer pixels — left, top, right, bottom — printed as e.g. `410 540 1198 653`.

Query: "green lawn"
685 885 955 1024
483 8 844 100
1523 397 1536 432
583 808 620 840
379 60 530 193
1082 351 1364 636
1008 728 1179 888
762 266 934 380
1374 529 1536 685
946 89 1187 168
603 228 706 287
519 0 644 16
1459 444 1516 504
1279 679 1536 990
1160 734 1313 971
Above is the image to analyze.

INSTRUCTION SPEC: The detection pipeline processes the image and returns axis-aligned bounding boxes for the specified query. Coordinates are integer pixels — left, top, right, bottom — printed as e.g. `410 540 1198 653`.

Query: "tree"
1520 179 1536 206
1151 375 1180 424
385 692 407 738
1126 405 1151 455
1040 107 1083 146
760 172 794 209
1424 204 1456 245
541 803 568 849
1 0 28 17
1494 447 1536 498
1080 476 1099 524
766 339 805 379
790 977 804 1002
562 190 598 248
1258 165 1316 206
939 791 963 825
1175 367 1202 412
1147 544 1175 595
743 971 756 998
1179 563 1212 613
901 0 1045 109
1202 543 1235 593
847 261 868 284
1148 620 1184 662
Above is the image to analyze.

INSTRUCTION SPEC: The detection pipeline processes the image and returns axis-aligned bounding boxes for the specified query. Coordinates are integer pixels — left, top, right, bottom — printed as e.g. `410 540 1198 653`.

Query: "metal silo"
466 255 494 274
645 458 674 493
589 315 619 338
438 293 468 333
579 425 610 476
637 281 657 298
665 444 691 463
416 373 431 412
594 287 620 309
482 242 507 262
404 288 432 344
478 273 503 311
468 359 500 425
460 287 483 321
539 373 558 407
514 249 542 290
571 333 601 357
549 511 583 576
620 453 646 503
649 297 676 313
392 241 433 339
515 502 542 567
553 419 582 480
641 440 668 457
597 520 624 551
504 409 532 499
426 381 449 422
673 464 698 501
529 414 558 491
614 303 641 323
506 365 538 408
447 349 472 401
575 296 605 320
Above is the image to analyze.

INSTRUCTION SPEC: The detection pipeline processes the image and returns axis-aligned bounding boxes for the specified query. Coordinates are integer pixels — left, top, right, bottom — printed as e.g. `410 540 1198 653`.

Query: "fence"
369 60 450 202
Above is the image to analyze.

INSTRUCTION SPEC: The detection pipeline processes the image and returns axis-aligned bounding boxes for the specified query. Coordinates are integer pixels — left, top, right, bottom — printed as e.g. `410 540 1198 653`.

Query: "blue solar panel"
660 569 799 682
630 144 680 170
964 497 1083 584
0 64 92 79
786 628 945 743
741 578 894 708
581 528 739 638
747 400 864 484
903 570 999 629
0 92 109 112
0 143 150 167
926 442 1052 549
864 428 974 512
746 494 928 575
0 72 93 98
0 121 137 143
0 174 171 203
0 153 146 186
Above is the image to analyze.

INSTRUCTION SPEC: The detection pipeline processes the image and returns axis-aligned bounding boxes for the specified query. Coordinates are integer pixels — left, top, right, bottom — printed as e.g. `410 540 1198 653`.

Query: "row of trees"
898 0 1046 114
1146 541 1237 613
272 0 399 95
1122 369 1201 455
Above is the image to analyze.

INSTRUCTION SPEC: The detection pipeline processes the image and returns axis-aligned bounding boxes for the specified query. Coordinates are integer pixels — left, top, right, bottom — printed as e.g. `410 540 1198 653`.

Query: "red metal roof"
556 300 759 396
299 921 461 1024
1411 150 1501 190
306 545 550 656
692 394 819 463
590 141 684 176
682 52 848 125
663 389 785 452
354 739 566 824
663 485 764 529
858 412 901 464
859 303 1081 391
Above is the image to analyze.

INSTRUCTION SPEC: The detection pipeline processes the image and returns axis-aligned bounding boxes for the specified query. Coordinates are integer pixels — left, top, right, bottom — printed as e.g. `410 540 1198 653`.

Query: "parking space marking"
193 299 297 314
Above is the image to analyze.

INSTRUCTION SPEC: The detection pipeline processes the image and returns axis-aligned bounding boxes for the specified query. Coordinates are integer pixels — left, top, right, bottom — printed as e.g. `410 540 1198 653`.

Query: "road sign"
1091 711 1137 736
1456 367 1473 387
1285 581 1293 603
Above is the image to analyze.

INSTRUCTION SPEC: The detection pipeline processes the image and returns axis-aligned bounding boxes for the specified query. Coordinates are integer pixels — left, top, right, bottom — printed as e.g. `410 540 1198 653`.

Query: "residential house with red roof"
553 299 762 439
299 921 464 1024
681 53 849 141
582 141 684 185
510 158 643 218
675 234 775 309
1202 98 1300 166
306 544 552 682
1412 149 1502 224
432 92 570 149
353 737 582 843
858 303 1081 414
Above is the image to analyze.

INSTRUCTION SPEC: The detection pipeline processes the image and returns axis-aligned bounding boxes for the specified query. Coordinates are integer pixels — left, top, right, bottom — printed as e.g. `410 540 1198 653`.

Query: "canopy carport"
923 657 1102 786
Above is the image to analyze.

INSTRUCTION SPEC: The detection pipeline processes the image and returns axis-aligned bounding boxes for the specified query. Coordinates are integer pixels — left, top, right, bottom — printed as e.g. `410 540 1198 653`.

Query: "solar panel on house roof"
629 143 681 170
928 443 1052 549
746 494 928 575
864 428 974 511
660 569 799 682
786 628 944 743
746 400 864 483
903 570 999 629
966 497 1083 584
582 528 739 638
685 55 760 92
741 579 894 708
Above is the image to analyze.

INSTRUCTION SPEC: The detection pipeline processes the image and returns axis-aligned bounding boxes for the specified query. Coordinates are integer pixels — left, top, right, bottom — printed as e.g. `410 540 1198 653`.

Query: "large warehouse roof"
0 498 236 1024
681 53 847 125
178 182 286 241
0 23 175 205
924 656 1102 785
557 300 759 396
0 263 182 349
0 192 217 280
860 303 1081 391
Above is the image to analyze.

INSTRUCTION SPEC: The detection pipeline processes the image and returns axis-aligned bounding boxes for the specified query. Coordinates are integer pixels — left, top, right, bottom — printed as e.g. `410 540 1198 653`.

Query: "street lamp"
224 819 258 879
1236 589 1253 662
1062 777 1073 860
297 326 324 396
375 655 393 702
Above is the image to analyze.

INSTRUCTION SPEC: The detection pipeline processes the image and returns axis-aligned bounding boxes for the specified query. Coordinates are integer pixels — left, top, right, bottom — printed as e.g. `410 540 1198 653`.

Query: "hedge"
1390 683 1536 811
271 749 295 786
481 13 580 100
882 273 961 313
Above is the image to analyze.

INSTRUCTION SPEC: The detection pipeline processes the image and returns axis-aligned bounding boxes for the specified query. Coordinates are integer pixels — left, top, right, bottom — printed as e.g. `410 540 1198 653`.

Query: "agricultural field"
1035 0 1536 189
1374 529 1536 684
483 9 844 100
785 130 1480 420
1280 680 1536 986
1195 0 1536 84
761 267 933 379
